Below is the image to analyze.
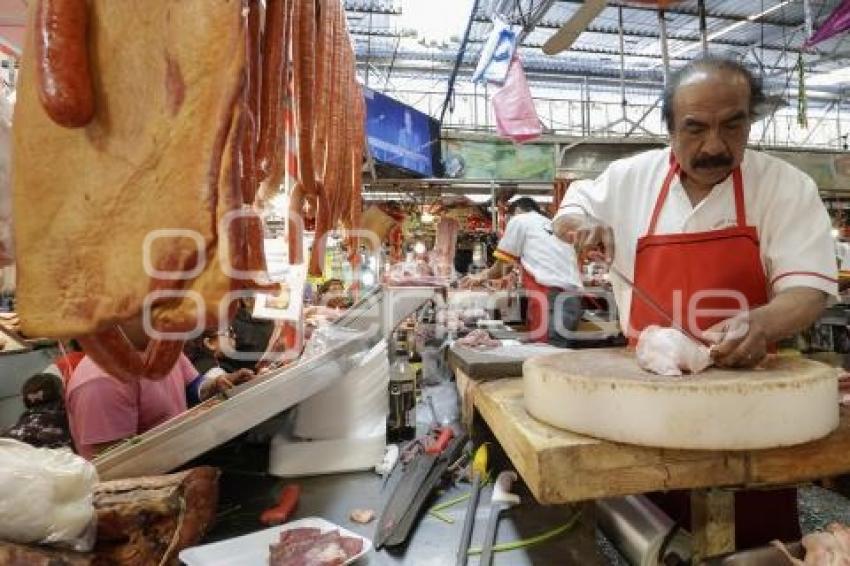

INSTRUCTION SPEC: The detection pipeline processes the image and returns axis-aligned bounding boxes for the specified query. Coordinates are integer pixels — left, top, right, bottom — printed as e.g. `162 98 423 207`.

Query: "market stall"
6 0 850 565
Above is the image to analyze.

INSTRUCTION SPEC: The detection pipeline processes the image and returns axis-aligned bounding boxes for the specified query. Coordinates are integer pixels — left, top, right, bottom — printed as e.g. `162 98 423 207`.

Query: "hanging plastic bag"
0 439 98 551
492 55 543 143
472 16 516 85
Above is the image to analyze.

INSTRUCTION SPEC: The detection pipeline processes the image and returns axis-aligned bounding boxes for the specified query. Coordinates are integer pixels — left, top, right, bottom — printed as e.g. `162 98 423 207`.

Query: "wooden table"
457 369 850 560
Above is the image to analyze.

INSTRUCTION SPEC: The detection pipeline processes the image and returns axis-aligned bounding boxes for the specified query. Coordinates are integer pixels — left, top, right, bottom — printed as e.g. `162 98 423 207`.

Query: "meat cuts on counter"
455 329 501 350
269 527 364 566
93 466 220 564
0 466 219 565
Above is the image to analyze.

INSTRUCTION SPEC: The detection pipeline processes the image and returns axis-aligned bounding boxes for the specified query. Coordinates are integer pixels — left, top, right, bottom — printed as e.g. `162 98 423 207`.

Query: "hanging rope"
438 0 481 128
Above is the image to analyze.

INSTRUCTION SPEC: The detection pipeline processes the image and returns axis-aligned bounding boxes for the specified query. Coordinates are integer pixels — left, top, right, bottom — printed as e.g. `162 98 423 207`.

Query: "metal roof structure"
346 0 850 148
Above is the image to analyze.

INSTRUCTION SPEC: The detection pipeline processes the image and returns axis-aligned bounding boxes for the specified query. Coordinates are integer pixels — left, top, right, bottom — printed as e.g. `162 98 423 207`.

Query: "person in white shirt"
460 197 583 347
554 55 837 550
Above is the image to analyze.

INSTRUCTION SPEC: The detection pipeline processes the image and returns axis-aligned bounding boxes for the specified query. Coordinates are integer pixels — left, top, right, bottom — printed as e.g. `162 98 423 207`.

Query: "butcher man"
460 197 584 347
554 56 837 549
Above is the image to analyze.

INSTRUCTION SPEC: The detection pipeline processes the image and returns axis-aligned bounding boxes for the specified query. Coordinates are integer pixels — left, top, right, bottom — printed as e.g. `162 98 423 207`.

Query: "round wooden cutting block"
523 349 839 450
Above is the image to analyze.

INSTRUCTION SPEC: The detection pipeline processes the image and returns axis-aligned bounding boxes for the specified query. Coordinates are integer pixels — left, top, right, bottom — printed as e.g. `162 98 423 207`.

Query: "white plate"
179 517 372 566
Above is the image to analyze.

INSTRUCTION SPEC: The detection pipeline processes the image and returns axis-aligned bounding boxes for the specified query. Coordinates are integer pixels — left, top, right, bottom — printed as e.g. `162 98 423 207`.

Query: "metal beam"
566 25 799 53
626 96 662 137
350 28 696 62
349 28 798 63
658 9 670 84
345 0 805 30
554 0 803 28
517 0 558 45
344 15 810 56
384 35 402 90
344 2 400 15
352 57 845 103
801 100 838 145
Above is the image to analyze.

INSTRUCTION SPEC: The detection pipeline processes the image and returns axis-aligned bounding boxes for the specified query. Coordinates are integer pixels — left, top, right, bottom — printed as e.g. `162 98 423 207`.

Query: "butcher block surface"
472 373 850 505
524 349 838 450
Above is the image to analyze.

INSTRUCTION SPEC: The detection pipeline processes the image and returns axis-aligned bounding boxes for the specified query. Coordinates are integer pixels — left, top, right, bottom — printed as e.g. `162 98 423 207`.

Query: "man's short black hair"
661 56 765 132
508 197 542 215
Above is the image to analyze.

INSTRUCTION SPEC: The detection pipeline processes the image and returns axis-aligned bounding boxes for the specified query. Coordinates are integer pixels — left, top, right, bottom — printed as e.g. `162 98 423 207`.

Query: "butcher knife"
455 443 489 566
608 264 712 348
479 471 521 566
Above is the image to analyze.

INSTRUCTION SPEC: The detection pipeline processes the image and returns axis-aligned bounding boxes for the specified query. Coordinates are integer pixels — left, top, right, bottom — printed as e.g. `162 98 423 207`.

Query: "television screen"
363 87 439 177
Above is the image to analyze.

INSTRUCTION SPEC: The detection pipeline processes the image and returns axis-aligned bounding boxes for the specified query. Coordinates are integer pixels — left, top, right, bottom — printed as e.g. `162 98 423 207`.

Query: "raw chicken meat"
456 329 501 350
635 325 712 377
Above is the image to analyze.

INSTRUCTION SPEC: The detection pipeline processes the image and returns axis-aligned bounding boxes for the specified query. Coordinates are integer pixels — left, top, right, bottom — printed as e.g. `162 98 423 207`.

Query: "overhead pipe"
658 9 671 85
516 0 558 45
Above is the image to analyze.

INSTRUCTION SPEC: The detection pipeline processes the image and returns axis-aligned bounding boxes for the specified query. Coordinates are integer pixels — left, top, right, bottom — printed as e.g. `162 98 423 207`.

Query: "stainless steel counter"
203 443 602 565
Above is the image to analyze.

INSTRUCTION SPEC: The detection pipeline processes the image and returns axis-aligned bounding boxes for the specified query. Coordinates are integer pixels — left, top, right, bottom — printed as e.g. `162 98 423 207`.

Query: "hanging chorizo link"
34 0 95 128
256 0 286 181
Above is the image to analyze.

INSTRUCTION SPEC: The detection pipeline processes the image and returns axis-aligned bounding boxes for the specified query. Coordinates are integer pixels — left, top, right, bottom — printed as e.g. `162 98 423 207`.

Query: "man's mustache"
692 154 734 169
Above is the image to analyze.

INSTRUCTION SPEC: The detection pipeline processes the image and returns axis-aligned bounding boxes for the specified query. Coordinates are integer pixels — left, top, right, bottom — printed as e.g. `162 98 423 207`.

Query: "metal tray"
94 285 439 480
94 330 369 480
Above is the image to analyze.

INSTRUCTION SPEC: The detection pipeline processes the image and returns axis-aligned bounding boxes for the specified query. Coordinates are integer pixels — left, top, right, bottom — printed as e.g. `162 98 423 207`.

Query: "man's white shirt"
557 147 838 331
495 210 583 290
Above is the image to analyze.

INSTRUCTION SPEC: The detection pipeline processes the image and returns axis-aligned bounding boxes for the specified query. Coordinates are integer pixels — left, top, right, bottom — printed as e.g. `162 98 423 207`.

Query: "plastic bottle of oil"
387 346 416 443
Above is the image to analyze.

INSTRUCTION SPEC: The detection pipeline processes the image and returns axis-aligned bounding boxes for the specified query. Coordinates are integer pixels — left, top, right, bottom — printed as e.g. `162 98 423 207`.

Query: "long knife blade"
609 264 711 347
455 472 482 566
479 503 504 566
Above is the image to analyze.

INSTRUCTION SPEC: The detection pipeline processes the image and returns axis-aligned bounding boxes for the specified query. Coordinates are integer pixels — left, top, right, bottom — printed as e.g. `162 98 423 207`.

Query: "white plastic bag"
636 325 712 377
472 16 516 85
492 56 543 143
0 439 98 551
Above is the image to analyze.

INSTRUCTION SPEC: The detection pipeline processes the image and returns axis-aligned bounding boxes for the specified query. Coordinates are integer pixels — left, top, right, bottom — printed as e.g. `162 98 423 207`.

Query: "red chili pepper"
260 484 301 526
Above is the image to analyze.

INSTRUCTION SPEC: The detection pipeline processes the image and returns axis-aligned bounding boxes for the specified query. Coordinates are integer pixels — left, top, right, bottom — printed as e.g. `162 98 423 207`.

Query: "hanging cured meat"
280 0 364 277
13 0 364 379
13 0 269 380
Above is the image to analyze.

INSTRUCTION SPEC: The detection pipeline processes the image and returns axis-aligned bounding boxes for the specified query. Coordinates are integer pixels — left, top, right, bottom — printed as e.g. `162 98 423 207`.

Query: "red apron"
521 266 552 344
631 160 800 549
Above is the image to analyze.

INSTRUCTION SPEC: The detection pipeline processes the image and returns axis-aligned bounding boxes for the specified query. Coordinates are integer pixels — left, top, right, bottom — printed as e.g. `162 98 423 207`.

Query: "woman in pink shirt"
66 323 254 459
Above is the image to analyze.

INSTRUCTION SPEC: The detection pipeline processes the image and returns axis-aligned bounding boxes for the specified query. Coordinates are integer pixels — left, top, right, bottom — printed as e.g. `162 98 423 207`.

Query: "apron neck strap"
647 157 746 236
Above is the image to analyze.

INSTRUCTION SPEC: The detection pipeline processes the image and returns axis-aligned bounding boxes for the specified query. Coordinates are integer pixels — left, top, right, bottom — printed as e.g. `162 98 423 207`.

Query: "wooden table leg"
454 368 480 430
691 488 735 562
